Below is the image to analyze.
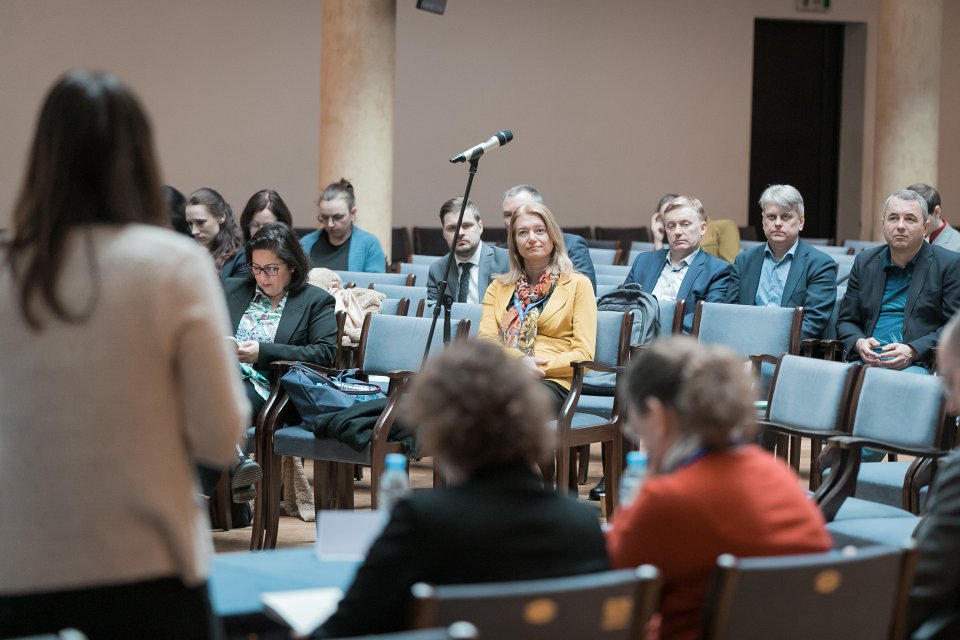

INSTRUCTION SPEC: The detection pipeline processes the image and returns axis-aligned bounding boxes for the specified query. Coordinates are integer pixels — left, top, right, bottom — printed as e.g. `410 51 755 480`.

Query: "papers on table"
315 510 388 561
261 587 344 637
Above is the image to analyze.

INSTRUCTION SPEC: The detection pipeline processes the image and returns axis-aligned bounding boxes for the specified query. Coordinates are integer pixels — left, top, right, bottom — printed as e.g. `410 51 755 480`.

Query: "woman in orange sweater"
606 337 831 640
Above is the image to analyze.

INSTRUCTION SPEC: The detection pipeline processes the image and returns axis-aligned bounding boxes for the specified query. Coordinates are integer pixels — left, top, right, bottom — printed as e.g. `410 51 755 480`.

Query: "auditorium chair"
335 270 415 288
553 310 634 514
416 301 482 338
372 284 430 307
816 365 952 546
757 355 860 490
411 566 660 640
252 314 471 549
702 544 917 640
397 262 432 285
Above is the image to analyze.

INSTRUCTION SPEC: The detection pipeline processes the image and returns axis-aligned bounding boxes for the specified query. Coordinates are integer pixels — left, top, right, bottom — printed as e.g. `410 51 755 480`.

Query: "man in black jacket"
909 313 960 636
837 189 960 372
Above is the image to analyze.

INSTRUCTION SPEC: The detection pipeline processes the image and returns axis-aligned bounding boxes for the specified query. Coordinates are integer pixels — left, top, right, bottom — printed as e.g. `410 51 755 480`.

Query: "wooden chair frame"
555 311 633 515
252 314 471 549
816 369 953 520
411 566 660 640
757 357 861 491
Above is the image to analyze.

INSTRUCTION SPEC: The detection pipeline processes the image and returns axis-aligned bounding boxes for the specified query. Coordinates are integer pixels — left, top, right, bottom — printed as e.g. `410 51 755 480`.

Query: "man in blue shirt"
725 184 837 339
623 196 731 333
837 189 960 372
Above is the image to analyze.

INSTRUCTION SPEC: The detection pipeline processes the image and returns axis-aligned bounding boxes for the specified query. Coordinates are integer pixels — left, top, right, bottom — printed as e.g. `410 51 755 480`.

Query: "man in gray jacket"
427 197 508 304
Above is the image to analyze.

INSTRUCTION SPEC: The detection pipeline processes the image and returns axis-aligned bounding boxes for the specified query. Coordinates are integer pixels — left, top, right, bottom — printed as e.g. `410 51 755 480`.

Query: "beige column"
319 1 395 262
870 0 942 239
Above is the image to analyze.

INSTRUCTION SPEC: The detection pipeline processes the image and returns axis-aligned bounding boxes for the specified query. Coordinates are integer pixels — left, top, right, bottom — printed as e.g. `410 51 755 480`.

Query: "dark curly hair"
244 222 309 293
403 340 552 478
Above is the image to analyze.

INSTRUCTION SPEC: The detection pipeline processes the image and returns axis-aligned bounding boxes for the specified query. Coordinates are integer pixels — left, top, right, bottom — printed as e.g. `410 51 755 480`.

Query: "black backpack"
583 283 661 395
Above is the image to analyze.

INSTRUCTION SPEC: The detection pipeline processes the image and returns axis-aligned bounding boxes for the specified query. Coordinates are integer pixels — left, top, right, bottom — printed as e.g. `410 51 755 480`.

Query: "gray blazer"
725 240 838 339
426 242 509 303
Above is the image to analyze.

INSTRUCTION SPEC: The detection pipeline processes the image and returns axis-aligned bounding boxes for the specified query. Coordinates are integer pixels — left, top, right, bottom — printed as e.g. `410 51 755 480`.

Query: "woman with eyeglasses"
223 222 338 421
185 187 250 280
299 178 386 272
239 189 295 243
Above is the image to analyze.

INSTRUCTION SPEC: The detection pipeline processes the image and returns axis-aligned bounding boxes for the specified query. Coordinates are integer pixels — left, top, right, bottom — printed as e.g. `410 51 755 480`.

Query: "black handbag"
279 364 385 424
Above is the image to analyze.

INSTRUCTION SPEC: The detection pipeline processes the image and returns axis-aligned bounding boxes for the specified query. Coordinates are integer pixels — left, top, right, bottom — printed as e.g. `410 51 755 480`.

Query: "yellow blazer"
479 272 597 389
700 219 741 264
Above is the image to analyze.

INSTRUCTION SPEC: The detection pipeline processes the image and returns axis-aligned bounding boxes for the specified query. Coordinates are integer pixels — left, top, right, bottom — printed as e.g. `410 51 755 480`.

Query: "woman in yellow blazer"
479 202 597 406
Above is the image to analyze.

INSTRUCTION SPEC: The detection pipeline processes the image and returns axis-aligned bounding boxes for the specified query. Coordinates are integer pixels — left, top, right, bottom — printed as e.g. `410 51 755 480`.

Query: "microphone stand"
423 156 480 364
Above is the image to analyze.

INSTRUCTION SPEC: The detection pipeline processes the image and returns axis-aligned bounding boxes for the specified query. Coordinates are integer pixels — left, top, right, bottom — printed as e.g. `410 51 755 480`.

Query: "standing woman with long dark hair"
186 186 250 280
0 70 248 638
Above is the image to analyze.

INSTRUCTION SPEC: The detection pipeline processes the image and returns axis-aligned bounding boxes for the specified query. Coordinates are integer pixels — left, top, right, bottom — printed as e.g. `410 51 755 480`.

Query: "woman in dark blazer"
315 340 609 638
223 222 338 418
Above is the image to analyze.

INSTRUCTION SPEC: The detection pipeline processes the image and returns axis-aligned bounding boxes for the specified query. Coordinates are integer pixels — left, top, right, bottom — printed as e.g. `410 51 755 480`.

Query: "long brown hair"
6 69 164 330
186 187 243 271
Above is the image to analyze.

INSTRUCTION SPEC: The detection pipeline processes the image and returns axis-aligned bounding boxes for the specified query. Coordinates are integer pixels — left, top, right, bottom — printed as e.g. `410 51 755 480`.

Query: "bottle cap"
385 453 407 470
626 451 648 468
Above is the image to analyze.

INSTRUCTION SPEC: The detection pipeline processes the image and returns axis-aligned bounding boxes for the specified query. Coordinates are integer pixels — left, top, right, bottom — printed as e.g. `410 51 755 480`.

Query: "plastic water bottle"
377 453 410 513
619 451 648 508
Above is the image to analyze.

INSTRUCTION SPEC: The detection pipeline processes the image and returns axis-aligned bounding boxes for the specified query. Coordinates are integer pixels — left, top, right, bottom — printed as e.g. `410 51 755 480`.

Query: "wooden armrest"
748 353 778 365
756 420 844 442
570 360 623 375
827 435 950 459
384 369 416 380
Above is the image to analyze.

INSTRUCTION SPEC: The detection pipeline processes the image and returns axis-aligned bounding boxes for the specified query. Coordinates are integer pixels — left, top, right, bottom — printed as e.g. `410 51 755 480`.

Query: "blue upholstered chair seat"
853 461 915 508
826 516 919 548
834 496 915 520
550 412 609 432
820 461 915 510
574 395 614 419
273 424 372 465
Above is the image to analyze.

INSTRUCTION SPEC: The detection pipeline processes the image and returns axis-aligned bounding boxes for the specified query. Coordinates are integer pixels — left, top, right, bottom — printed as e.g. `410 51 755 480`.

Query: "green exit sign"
797 0 831 11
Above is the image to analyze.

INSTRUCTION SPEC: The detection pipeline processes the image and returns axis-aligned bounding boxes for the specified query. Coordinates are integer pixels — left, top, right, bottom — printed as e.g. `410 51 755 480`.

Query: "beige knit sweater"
0 225 249 594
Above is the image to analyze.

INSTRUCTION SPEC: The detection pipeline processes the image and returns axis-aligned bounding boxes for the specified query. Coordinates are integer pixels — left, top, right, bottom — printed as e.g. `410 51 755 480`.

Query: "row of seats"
761 355 955 549
396 543 917 640
388 227 887 267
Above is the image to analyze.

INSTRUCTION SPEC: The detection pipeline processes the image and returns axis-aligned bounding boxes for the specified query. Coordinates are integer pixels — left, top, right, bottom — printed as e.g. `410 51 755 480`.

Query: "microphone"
449 130 514 163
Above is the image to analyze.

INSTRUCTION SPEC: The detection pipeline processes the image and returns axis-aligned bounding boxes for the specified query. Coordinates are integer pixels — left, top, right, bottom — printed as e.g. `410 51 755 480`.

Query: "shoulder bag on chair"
279 364 385 424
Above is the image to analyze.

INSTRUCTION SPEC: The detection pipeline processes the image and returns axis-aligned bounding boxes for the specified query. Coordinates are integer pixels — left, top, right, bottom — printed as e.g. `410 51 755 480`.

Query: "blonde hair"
403 341 552 476
624 336 756 453
663 195 706 222
496 202 574 285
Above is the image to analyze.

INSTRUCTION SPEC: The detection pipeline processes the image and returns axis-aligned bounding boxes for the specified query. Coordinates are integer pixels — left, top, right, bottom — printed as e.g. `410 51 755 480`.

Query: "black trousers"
0 577 223 640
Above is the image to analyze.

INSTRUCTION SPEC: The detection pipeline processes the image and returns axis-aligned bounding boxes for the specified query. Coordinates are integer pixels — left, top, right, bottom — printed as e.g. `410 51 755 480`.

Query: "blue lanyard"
513 294 548 325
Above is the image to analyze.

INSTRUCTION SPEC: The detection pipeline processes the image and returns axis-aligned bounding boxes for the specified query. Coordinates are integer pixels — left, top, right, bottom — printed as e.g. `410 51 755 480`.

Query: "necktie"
457 262 473 303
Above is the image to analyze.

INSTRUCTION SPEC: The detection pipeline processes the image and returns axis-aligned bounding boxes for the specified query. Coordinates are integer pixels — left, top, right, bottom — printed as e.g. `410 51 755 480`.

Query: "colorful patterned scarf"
498 268 559 355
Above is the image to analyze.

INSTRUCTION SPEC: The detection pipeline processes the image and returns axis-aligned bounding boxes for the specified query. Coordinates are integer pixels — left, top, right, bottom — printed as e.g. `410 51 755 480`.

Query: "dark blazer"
725 240 838 339
220 250 251 282
564 233 597 292
315 464 610 638
223 278 338 371
426 242 509 303
909 451 960 635
624 248 731 333
836 242 960 369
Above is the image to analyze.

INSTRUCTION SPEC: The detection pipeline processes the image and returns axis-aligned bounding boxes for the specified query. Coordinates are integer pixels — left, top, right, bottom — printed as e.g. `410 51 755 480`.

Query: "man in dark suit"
909 313 960 636
725 184 837 339
837 189 960 372
624 195 731 333
426 197 509 304
501 184 596 291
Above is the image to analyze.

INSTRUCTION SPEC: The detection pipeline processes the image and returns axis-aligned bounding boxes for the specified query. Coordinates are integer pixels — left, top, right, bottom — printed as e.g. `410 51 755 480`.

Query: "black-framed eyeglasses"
249 263 283 276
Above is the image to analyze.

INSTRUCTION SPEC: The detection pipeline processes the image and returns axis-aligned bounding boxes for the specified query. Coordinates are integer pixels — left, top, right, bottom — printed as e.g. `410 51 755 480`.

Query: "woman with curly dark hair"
316 340 609 638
